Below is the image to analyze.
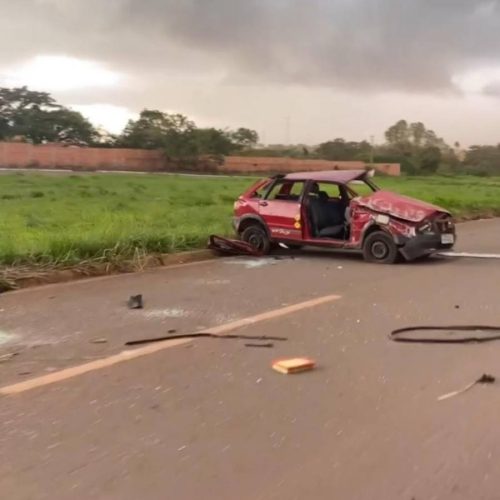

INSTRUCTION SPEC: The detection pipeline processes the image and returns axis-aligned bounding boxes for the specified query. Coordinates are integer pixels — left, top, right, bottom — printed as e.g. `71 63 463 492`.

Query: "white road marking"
0 294 341 396
438 251 500 259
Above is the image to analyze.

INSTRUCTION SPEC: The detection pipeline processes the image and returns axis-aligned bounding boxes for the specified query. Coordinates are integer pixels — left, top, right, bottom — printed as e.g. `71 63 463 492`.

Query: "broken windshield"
347 178 379 198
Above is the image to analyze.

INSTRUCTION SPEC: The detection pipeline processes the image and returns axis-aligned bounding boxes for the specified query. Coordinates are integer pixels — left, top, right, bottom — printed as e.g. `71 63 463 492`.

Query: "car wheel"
241 224 271 254
362 231 399 264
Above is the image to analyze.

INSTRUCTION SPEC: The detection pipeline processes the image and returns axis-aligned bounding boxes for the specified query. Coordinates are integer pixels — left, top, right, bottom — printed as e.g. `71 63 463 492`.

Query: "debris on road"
245 342 274 348
438 374 495 401
90 338 108 344
390 325 500 343
0 352 19 363
125 332 287 346
226 258 276 269
128 294 144 309
208 235 262 256
168 329 177 334
272 357 315 374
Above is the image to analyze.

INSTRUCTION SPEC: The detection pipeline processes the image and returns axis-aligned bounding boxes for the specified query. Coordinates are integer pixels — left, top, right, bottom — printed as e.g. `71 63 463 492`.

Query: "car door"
258 179 305 241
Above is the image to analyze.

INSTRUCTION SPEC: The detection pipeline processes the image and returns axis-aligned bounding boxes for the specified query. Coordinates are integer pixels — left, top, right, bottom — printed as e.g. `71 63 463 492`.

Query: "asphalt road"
1 219 500 500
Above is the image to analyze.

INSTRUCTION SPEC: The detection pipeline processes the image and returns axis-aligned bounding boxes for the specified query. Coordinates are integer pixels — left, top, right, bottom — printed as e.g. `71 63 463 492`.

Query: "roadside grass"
0 172 499 268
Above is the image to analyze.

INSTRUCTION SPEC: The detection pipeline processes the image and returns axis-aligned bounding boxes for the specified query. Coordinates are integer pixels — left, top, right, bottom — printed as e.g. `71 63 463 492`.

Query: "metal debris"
208 235 262 256
245 343 274 348
128 294 144 309
438 374 495 401
90 338 108 344
126 332 287 346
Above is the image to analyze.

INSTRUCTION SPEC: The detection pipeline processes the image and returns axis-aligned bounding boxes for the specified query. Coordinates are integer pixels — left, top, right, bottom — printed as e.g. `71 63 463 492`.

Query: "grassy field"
1 172 500 267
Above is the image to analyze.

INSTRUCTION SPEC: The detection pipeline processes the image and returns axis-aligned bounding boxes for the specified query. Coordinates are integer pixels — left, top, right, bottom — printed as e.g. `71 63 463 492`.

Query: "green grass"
0 172 499 267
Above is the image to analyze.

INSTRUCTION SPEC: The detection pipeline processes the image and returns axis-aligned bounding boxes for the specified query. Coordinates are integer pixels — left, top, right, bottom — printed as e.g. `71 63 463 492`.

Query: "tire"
362 231 399 264
241 224 271 254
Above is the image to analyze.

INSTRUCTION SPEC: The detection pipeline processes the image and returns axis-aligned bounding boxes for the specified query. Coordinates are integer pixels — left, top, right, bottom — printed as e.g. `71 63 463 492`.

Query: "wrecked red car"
233 170 455 263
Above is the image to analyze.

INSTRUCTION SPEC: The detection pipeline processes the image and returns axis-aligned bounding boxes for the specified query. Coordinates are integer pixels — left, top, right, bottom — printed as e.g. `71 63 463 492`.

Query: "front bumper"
399 233 456 261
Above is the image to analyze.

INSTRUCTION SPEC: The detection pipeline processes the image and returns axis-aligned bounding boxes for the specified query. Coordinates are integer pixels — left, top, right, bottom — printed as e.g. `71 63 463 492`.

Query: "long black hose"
126 332 287 346
390 325 500 344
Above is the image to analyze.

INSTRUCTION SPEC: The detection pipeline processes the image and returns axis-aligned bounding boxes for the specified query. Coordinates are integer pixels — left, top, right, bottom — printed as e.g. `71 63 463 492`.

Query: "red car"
233 170 455 263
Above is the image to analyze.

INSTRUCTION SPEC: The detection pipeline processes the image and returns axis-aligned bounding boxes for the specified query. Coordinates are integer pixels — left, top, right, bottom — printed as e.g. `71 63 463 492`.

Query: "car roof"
282 169 367 183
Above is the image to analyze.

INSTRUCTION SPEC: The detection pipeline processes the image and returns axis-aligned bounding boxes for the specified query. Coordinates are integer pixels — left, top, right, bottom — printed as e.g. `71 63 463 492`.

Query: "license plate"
441 234 454 244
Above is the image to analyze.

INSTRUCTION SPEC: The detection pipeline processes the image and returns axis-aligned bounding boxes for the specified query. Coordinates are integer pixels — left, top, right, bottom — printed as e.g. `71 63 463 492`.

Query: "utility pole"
369 135 375 167
285 115 291 145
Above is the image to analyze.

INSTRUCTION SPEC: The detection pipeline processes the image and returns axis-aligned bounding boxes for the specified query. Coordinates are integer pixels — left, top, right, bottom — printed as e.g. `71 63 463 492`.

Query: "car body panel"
355 190 450 223
258 199 303 241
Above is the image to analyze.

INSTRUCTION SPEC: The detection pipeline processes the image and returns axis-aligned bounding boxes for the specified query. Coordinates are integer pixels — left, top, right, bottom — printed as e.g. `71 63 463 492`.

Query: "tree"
383 119 450 174
419 146 442 173
193 128 234 155
463 144 500 174
385 120 410 147
119 109 200 157
119 110 196 150
0 86 99 145
119 110 259 158
230 128 259 150
409 122 426 147
317 138 371 160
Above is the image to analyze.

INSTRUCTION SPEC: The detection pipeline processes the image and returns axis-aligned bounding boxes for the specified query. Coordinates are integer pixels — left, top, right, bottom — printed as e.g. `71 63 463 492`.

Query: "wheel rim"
247 230 264 250
371 240 389 260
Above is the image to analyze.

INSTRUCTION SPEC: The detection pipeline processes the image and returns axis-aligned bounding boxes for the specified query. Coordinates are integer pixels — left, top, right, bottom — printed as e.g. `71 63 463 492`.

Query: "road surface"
1 219 500 500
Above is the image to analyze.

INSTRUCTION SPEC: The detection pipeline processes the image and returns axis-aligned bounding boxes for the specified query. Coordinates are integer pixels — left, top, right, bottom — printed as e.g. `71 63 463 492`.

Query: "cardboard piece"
272 357 315 374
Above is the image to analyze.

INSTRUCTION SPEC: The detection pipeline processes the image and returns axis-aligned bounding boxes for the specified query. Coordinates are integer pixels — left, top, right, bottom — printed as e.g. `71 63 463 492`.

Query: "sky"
2 0 500 146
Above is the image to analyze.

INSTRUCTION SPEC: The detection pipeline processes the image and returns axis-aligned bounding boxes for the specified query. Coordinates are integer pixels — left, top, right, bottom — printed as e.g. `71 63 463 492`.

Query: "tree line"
1 86 499 175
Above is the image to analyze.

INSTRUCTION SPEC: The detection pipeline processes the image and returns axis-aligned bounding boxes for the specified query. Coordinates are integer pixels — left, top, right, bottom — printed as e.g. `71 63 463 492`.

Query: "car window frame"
263 179 307 202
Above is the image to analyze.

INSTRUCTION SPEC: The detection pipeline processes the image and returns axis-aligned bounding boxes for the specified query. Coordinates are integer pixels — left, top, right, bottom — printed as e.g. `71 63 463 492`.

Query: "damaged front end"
356 191 456 261
397 213 456 261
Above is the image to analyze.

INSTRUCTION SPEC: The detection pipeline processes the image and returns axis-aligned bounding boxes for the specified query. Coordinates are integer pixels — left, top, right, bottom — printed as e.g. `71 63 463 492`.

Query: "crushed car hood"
356 191 450 223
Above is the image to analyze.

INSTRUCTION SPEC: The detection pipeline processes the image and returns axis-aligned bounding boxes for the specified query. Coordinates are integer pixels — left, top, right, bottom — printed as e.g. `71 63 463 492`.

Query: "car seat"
309 191 345 238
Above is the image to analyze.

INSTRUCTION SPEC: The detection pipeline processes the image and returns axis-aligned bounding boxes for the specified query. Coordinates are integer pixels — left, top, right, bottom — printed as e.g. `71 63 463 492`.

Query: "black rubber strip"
126 333 287 346
390 325 500 344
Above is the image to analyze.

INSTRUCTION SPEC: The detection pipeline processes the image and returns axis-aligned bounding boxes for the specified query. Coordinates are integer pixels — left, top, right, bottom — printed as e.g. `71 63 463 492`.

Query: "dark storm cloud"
2 0 500 92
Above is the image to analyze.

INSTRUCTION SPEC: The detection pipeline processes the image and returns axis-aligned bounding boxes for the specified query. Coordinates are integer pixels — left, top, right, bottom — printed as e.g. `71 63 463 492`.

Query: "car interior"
307 182 350 240
264 179 352 240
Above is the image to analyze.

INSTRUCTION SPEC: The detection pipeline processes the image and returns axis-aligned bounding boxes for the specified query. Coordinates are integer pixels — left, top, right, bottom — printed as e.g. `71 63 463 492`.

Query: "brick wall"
0 142 165 171
0 142 400 176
